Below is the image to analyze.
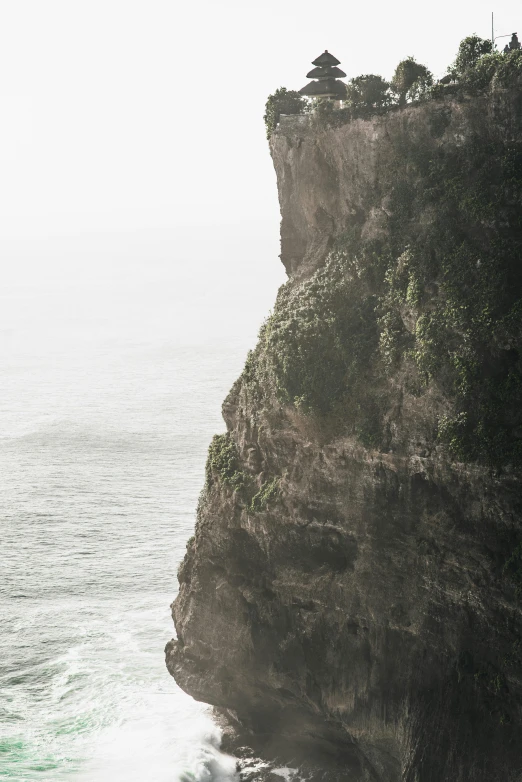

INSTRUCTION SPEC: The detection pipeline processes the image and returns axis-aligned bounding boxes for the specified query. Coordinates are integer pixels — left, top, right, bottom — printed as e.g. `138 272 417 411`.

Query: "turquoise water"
0 252 278 781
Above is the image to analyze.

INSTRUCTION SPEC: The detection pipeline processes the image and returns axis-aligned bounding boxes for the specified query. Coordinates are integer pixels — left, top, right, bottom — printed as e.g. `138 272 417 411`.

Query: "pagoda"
299 50 347 100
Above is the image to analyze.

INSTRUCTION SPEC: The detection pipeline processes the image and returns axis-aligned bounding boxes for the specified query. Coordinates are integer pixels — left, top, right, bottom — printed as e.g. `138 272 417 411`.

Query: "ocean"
0 247 283 781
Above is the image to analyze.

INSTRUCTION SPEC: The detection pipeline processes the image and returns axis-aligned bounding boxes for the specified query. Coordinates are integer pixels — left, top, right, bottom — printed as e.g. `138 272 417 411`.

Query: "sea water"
0 247 282 781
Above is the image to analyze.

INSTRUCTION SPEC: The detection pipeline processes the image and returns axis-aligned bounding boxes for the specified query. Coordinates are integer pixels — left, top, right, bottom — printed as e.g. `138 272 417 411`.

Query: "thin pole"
492 12 494 46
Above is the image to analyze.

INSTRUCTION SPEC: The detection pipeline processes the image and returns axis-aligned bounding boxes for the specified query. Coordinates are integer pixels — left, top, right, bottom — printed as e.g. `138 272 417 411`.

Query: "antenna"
492 13 513 49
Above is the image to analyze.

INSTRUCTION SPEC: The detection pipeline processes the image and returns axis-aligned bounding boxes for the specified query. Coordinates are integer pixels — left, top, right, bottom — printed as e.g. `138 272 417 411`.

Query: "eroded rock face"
272 95 522 279
167 95 522 781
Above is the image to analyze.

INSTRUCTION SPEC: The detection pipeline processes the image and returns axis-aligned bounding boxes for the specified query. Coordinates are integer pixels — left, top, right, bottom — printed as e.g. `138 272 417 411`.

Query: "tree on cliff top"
345 74 391 109
264 88 308 139
392 57 433 105
451 35 493 76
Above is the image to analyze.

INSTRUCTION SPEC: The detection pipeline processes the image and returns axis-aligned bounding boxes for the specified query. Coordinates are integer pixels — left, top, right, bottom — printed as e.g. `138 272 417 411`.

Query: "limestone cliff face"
167 92 522 782
273 95 522 278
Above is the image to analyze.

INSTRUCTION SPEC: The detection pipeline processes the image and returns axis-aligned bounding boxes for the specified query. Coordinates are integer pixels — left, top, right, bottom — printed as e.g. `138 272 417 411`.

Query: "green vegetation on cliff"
459 48 522 92
249 478 279 513
204 432 280 513
257 74 522 468
265 36 522 135
392 57 433 106
263 87 309 139
451 34 493 76
376 127 522 466
206 433 245 490
250 253 384 446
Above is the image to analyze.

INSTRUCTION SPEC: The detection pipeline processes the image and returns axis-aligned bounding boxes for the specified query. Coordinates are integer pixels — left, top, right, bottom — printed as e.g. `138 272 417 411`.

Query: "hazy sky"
0 0 519 288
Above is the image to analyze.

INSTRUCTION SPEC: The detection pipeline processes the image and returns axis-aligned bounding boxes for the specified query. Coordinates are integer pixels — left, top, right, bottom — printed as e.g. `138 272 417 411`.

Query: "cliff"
166 88 522 781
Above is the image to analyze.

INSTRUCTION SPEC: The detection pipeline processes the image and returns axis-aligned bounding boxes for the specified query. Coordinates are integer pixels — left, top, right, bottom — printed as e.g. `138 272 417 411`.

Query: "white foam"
271 768 299 781
73 700 238 782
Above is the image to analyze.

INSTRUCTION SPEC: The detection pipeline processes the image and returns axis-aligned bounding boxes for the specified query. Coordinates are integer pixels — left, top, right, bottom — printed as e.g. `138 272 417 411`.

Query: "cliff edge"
166 89 522 781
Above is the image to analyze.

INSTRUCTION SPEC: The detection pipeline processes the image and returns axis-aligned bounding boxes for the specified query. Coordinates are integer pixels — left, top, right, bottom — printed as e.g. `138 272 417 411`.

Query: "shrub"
392 57 433 105
309 98 352 129
493 48 522 84
205 433 245 491
311 97 336 127
249 478 280 513
451 35 493 76
459 52 501 91
345 74 391 109
376 136 522 466
459 49 522 93
264 87 308 139
257 251 382 440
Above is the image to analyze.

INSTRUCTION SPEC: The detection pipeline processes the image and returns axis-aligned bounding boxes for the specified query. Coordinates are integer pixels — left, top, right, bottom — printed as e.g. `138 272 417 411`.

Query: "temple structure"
299 50 347 100
504 32 521 53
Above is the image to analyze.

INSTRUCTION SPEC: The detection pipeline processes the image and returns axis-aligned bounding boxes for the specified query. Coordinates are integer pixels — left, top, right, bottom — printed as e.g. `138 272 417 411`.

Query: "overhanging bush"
264 88 308 139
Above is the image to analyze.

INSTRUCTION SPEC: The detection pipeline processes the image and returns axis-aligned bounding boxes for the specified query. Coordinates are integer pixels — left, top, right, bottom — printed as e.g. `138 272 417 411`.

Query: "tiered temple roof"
299 50 347 99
